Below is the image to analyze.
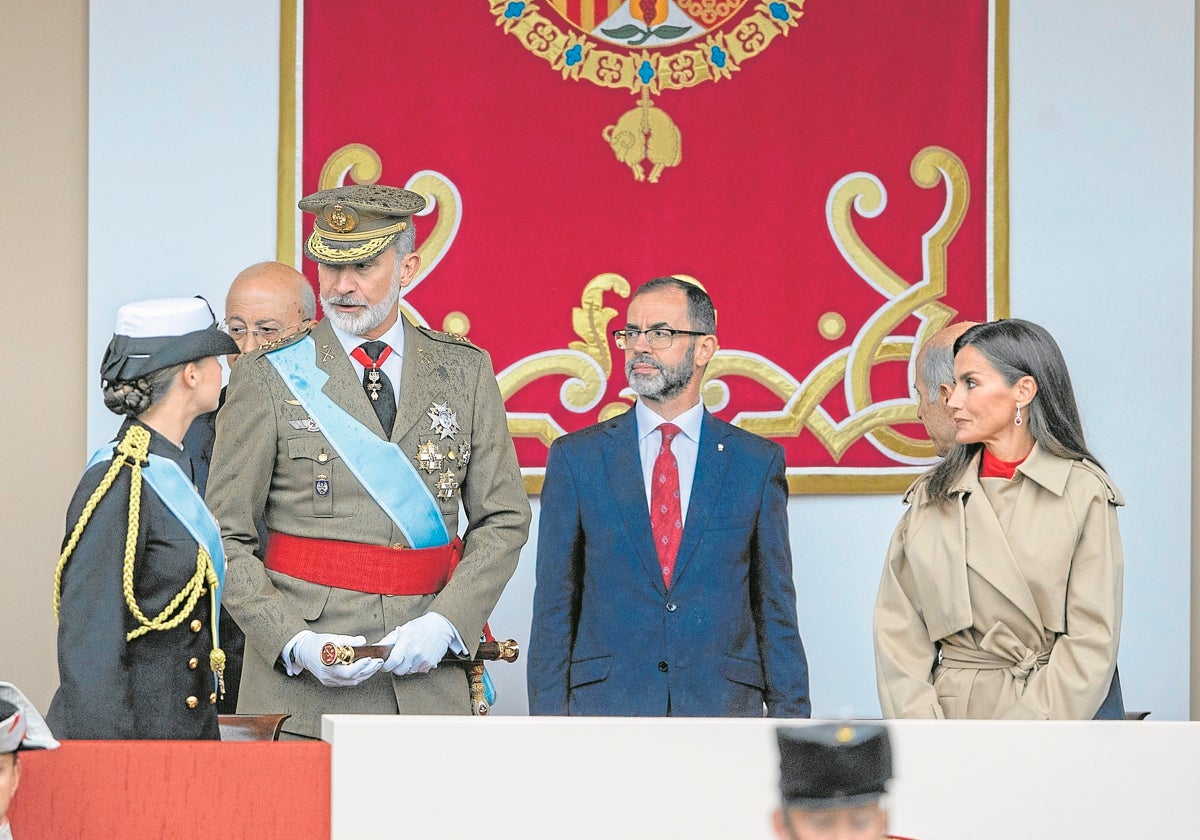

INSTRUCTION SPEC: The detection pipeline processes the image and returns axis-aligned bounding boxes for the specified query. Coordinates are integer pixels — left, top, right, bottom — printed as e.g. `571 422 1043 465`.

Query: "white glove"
288 631 384 687
377 613 455 675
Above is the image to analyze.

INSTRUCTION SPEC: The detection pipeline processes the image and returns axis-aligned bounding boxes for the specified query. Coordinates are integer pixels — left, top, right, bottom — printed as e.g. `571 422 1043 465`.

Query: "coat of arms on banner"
281 1 1008 493
490 0 805 184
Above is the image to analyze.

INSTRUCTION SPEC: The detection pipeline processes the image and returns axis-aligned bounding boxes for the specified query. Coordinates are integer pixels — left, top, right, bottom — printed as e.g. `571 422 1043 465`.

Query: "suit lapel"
392 318 440 442
311 319 383 436
602 410 664 594
671 411 731 585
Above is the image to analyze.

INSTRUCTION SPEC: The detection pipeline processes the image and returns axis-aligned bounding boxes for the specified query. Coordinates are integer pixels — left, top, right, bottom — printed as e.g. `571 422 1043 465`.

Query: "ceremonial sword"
320 638 520 667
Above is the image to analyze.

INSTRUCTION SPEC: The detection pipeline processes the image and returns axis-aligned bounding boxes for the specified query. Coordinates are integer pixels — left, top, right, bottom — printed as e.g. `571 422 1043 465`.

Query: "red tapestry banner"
281 0 1008 493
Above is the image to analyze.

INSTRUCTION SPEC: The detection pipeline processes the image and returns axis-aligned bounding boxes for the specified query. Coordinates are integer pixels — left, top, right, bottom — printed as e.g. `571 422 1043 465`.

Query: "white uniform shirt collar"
328 315 406 404
328 315 406 360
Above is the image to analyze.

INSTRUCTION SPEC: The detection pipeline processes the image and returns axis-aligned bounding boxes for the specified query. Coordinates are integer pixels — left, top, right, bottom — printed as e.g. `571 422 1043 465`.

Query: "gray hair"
918 341 956 403
298 280 316 320
392 219 417 263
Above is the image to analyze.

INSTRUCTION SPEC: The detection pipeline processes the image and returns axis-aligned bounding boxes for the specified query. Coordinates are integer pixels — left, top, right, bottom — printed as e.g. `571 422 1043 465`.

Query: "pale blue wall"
89 0 1194 718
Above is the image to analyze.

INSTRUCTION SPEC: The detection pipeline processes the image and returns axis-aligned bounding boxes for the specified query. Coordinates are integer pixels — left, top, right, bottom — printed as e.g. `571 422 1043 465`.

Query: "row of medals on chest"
294 400 469 501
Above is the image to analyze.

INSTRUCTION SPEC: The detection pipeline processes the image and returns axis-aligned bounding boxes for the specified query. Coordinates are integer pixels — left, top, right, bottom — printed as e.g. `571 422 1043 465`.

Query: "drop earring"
1014 403 1023 426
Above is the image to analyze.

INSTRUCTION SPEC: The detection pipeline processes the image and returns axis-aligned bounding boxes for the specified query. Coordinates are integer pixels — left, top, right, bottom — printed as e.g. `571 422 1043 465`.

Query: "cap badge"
323 202 359 233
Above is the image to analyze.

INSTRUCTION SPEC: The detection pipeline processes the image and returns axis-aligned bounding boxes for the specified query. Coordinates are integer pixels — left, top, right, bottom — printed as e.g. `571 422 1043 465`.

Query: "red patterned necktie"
650 422 683 587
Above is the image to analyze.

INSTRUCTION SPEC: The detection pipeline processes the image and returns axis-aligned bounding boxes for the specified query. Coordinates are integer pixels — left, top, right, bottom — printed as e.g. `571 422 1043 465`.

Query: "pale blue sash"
85 443 226 644
266 336 450 549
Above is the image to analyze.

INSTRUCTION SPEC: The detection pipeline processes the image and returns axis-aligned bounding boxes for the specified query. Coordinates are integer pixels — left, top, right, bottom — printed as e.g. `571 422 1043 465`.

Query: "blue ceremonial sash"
266 336 451 549
85 444 226 645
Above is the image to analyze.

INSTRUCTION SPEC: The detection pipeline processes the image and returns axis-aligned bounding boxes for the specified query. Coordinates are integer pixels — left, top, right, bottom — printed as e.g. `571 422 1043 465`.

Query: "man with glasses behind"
187 261 315 490
184 260 314 712
528 276 811 717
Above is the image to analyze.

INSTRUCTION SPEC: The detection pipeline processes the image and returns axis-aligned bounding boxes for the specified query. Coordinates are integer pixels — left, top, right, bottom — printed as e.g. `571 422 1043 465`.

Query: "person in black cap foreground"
774 723 915 840
1 682 60 839
48 297 239 739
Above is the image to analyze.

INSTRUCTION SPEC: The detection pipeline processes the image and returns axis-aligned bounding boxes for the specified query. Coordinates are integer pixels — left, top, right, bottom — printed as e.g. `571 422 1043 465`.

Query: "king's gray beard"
322 281 401 336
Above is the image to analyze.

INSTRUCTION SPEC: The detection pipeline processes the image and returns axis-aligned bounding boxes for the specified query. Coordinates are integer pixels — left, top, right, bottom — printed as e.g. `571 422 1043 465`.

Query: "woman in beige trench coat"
874 319 1123 719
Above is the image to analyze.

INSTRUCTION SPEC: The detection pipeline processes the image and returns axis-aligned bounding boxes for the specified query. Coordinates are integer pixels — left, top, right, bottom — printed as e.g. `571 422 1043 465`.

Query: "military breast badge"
435 469 460 501
427 402 460 440
416 439 445 473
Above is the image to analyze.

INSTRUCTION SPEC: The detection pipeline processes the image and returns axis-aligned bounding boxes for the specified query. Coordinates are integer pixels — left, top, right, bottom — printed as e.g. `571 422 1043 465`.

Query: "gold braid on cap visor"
316 218 409 241
307 230 400 262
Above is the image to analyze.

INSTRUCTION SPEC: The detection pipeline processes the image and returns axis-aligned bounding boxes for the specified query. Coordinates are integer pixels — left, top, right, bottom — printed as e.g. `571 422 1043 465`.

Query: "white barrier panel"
324 716 1200 840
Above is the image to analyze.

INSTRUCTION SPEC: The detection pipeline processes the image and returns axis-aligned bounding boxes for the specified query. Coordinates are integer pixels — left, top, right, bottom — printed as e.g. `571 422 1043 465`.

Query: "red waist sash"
265 532 462 595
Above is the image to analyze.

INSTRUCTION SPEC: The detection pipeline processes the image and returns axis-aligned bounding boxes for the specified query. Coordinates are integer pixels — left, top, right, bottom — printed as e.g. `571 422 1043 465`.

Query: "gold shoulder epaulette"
255 325 313 358
418 324 480 349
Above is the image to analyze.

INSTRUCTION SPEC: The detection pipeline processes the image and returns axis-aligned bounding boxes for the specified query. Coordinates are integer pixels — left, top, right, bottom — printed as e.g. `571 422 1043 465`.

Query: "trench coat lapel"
312 319 384 436
602 410 665 594
670 411 731 586
391 318 440 443
955 464 1045 633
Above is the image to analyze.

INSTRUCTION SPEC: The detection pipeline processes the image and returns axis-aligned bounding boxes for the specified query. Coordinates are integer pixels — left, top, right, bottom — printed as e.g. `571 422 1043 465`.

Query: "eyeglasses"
221 320 309 344
612 327 709 350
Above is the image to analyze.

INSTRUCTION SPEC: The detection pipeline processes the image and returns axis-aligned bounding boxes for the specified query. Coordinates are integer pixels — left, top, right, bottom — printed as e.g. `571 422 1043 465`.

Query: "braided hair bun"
102 378 153 417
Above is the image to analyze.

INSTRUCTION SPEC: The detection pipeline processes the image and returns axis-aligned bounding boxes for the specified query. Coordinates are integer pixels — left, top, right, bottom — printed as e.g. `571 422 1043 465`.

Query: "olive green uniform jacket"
874 443 1123 720
207 317 530 737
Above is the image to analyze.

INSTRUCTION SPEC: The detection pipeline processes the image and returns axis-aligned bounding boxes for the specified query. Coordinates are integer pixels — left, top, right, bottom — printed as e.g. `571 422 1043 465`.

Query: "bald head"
224 262 316 361
914 321 980 457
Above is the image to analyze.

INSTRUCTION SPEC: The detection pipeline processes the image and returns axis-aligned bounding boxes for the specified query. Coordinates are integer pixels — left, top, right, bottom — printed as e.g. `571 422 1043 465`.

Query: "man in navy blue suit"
528 277 811 717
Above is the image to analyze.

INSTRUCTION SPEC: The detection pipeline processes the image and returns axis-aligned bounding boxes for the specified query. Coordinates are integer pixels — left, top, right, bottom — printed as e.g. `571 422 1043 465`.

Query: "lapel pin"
717 443 724 451
320 344 335 363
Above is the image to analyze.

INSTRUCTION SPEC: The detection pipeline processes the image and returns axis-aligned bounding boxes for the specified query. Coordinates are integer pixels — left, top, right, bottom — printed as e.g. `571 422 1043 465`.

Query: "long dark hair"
923 319 1101 500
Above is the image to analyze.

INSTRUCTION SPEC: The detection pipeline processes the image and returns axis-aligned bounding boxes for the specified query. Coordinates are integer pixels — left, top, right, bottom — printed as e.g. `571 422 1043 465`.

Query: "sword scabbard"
319 639 520 667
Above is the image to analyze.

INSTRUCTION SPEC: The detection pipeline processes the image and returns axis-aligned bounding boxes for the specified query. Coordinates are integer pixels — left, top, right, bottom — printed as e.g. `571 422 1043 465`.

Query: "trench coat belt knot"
939 642 1052 683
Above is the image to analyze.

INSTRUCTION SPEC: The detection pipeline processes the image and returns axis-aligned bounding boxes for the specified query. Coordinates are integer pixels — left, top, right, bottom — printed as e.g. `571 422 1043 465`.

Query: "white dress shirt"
328 316 406 408
635 398 704 527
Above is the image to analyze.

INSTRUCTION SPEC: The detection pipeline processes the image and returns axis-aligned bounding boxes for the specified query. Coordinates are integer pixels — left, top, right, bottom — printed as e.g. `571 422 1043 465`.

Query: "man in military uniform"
773 724 916 840
206 183 530 738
